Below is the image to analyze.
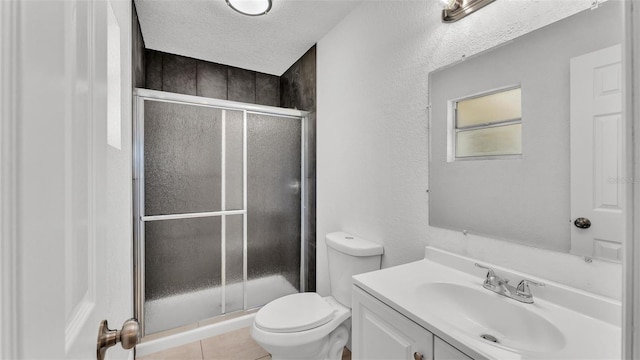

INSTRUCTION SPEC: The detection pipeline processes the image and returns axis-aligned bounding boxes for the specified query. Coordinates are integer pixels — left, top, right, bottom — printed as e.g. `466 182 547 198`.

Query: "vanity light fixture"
226 0 272 16
441 0 496 23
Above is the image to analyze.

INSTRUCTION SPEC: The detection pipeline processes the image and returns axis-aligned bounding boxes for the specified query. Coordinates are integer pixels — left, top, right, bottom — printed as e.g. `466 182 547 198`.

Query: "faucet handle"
475 263 501 285
474 263 495 277
516 279 545 297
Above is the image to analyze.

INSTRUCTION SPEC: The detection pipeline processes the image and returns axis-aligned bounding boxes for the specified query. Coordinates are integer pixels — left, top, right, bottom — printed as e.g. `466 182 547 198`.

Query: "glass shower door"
246 113 302 309
141 100 245 334
135 94 305 336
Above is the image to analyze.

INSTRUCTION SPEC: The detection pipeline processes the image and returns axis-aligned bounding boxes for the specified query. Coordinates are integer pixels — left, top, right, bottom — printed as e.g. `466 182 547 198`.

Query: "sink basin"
416 282 566 354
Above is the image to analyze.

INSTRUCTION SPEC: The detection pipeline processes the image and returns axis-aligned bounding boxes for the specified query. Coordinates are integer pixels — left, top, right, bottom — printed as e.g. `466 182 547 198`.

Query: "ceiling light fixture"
441 0 496 23
226 0 272 16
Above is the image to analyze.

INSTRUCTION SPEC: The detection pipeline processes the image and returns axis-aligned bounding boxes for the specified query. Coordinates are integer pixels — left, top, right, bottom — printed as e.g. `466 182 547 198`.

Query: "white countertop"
352 247 621 360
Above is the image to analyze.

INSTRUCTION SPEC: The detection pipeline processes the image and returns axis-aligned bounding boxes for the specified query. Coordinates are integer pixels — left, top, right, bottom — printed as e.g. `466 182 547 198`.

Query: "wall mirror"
428 1 626 261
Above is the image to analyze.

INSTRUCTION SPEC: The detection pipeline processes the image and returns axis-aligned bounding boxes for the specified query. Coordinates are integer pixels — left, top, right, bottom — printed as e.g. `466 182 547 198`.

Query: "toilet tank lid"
326 232 384 257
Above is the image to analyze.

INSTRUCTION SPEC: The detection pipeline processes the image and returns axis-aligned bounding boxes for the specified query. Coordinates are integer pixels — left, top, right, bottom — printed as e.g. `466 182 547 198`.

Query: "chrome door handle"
97 318 140 360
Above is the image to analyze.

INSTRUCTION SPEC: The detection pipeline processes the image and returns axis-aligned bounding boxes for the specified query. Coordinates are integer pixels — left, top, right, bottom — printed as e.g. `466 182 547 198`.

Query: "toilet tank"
326 232 383 308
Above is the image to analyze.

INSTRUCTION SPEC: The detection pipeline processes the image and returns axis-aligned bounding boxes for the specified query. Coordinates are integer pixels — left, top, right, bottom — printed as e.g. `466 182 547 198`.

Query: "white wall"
317 0 622 299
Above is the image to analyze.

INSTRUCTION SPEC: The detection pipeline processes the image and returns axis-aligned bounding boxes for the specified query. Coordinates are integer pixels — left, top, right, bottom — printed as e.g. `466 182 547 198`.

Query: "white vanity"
351 247 621 360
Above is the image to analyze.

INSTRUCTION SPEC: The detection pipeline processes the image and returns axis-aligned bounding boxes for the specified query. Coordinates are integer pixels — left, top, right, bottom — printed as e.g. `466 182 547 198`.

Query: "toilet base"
260 323 349 360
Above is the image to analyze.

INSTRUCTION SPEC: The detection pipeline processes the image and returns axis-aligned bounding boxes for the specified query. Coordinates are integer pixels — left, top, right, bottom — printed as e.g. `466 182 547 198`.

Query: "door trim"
0 0 19 358
134 88 308 118
623 0 638 358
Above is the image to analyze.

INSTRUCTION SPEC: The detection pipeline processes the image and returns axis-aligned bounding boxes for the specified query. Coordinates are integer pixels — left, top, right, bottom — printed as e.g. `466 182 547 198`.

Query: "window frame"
447 84 523 162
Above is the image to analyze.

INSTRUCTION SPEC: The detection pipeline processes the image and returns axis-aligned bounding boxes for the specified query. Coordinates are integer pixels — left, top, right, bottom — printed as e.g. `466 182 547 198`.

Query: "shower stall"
133 89 308 335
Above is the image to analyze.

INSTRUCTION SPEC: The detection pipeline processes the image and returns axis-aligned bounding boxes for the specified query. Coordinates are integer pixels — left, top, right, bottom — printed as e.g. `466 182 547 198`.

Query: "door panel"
15 0 133 358
246 114 301 308
353 287 433 360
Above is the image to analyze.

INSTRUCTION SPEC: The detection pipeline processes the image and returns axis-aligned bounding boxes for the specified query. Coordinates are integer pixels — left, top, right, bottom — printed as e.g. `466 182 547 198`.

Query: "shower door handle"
288 180 301 194
97 318 140 360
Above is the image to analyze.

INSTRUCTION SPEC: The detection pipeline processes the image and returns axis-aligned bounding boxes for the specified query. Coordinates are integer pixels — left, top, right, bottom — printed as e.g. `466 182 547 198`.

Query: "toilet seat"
255 293 335 333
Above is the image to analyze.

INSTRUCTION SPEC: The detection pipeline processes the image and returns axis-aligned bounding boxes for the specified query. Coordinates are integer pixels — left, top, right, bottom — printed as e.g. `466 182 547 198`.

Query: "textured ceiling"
135 0 361 75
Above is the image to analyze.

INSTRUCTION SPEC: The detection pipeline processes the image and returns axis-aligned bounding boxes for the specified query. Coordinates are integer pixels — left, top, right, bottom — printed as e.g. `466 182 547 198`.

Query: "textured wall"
145 49 280 107
317 0 622 299
280 46 317 291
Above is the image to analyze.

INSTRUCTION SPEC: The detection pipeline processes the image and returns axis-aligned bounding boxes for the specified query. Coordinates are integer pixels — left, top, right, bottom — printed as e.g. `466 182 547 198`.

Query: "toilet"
250 231 384 360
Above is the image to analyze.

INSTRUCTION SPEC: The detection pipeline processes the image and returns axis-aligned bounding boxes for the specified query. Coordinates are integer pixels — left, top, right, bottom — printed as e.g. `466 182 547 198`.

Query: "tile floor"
137 326 352 360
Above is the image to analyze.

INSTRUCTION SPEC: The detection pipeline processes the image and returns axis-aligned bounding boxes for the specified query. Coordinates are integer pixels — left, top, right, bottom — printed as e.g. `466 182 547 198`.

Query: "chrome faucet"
475 263 544 304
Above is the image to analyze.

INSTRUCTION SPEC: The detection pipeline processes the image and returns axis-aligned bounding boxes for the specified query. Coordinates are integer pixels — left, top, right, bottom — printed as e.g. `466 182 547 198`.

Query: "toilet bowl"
250 232 384 360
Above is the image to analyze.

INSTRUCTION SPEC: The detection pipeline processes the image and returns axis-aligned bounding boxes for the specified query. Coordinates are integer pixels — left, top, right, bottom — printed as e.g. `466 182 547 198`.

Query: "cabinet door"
353 286 433 360
434 337 473 360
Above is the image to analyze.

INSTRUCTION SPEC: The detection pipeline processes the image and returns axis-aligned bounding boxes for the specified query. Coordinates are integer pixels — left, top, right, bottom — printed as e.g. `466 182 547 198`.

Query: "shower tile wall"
162 54 197 95
144 49 280 107
256 73 280 106
132 3 145 88
228 67 256 103
280 46 316 291
197 63 227 99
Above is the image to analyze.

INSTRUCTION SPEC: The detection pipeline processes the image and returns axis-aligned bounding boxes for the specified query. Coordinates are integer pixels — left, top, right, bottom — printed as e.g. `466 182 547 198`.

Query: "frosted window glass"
456 88 521 128
456 124 522 158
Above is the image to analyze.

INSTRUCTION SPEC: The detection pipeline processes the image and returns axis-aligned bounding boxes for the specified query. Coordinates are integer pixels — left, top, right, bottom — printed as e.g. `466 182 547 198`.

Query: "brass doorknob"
97 318 140 360
574 217 591 229
413 352 424 360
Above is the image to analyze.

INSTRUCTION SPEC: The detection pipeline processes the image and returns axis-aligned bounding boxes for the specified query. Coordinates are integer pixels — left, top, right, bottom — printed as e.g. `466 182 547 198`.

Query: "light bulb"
226 0 272 16
440 0 459 10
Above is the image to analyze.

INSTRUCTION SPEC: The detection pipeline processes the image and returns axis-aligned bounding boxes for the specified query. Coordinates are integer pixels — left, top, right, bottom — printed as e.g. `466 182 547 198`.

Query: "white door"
570 44 625 262
2 0 134 358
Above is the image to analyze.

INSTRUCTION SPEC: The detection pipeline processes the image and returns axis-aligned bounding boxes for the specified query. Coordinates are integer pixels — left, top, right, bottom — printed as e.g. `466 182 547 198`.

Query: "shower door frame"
133 88 309 336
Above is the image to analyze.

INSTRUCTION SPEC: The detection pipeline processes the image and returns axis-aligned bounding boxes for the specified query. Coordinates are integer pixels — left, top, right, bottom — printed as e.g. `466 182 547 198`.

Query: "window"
451 86 522 159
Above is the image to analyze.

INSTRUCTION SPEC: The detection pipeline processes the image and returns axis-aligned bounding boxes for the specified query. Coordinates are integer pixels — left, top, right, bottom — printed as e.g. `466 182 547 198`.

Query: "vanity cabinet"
352 286 433 360
434 338 472 360
352 286 474 360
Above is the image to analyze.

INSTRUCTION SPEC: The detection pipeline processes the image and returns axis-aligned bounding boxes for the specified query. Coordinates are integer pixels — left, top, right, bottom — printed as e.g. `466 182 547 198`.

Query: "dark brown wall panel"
227 67 256 103
162 54 197 95
132 3 146 88
280 45 316 292
256 73 280 107
197 61 228 99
